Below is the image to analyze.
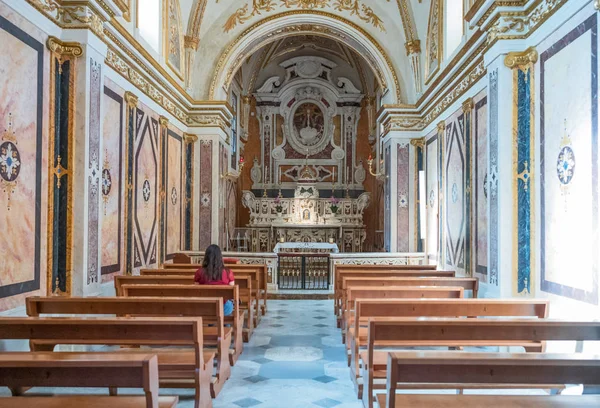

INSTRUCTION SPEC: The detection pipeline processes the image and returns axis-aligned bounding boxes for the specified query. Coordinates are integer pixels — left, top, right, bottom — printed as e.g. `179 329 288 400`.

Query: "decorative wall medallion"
102 169 112 195
451 182 458 203
201 192 211 207
89 151 99 198
0 114 20 210
483 172 488 199
398 193 408 208
171 187 178 205
294 102 325 147
556 122 575 189
429 190 435 208
142 179 151 202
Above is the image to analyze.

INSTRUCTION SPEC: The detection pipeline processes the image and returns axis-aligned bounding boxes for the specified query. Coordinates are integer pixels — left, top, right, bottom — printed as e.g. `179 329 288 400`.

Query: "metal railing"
277 253 330 290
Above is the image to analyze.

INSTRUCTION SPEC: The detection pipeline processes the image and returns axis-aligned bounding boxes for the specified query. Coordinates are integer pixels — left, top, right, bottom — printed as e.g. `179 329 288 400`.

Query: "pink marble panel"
0 3 49 310
101 79 124 281
397 143 410 251
474 92 488 282
199 139 212 250
166 128 182 258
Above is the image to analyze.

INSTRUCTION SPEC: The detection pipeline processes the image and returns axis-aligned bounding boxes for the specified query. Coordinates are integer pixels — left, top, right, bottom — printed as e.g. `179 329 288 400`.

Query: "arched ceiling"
179 0 432 104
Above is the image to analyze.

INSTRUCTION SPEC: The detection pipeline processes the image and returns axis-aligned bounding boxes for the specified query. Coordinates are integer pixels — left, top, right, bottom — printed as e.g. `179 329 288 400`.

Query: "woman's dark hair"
202 244 225 281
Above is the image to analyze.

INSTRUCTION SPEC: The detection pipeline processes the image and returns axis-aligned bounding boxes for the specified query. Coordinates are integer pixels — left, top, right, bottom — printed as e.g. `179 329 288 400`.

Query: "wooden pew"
0 317 212 408
383 350 600 408
0 352 175 408
341 286 465 343
26 296 233 395
121 285 245 352
141 266 267 321
349 298 548 400
114 275 255 342
0 396 179 408
340 276 479 328
333 264 442 315
379 394 600 408
163 263 269 314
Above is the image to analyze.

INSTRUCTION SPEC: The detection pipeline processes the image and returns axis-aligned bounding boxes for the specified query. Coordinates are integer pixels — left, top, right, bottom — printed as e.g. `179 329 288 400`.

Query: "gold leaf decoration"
224 0 385 33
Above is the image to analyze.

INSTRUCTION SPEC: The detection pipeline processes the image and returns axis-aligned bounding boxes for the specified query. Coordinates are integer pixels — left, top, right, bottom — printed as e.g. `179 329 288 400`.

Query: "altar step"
268 290 334 300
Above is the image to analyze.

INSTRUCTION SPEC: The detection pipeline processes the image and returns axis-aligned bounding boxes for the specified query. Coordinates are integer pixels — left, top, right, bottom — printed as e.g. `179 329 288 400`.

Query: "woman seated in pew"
194 244 235 316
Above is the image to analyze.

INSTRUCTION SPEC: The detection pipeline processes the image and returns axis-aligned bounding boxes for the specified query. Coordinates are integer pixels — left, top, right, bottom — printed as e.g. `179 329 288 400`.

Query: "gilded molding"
47 36 83 58
395 0 418 41
405 39 421 55
425 0 443 83
124 91 138 108
184 35 200 50
210 10 400 103
223 0 386 33
27 0 106 38
105 47 188 122
504 47 538 69
436 121 445 132
159 116 169 127
184 133 199 143
486 0 569 47
409 137 425 148
462 98 474 112
187 114 231 133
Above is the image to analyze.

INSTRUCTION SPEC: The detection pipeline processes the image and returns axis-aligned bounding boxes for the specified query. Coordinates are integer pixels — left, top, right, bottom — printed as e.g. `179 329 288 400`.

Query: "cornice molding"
27 0 106 38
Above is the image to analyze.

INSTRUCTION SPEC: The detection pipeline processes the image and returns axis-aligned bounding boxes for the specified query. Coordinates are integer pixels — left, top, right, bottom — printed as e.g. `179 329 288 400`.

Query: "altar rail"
177 251 427 292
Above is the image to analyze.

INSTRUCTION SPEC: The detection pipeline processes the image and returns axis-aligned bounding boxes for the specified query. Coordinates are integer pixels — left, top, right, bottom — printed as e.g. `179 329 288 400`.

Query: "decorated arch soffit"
208 10 405 103
165 0 186 79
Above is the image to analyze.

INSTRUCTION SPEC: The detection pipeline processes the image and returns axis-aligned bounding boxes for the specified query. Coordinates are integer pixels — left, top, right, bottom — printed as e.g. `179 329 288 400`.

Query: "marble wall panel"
425 132 438 262
474 92 489 283
0 5 48 310
165 128 182 259
384 145 391 251
396 143 410 251
445 109 466 274
134 103 159 268
219 143 226 248
87 58 101 286
101 80 124 280
199 139 212 250
540 14 598 304
489 69 499 286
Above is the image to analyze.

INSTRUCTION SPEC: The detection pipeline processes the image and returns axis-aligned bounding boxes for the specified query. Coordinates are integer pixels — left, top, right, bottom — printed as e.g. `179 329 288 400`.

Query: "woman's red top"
194 268 235 285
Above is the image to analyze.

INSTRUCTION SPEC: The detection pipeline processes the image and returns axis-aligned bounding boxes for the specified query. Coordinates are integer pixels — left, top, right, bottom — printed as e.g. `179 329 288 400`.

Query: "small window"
138 0 160 53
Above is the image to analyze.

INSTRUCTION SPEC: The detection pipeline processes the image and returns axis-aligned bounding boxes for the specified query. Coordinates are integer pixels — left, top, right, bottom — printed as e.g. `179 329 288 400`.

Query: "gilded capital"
437 121 446 133
184 35 200 51
184 133 198 143
159 116 169 127
504 47 538 69
462 98 474 113
47 36 83 58
124 91 138 108
242 95 252 105
405 40 421 56
410 137 425 148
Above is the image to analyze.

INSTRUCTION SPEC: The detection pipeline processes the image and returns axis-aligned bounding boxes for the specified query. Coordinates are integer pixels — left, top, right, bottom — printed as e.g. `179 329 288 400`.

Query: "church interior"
0 0 599 407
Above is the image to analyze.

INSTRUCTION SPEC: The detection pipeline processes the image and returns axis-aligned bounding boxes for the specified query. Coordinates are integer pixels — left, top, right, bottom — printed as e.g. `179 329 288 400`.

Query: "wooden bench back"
346 286 464 310
343 276 479 296
385 351 600 408
114 275 251 297
0 316 204 348
121 284 240 323
0 352 162 408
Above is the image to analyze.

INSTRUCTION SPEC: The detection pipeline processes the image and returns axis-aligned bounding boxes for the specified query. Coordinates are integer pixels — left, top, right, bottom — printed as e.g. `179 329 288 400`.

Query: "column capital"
47 36 83 58
184 133 199 143
159 116 169 127
462 98 474 113
184 35 200 51
405 39 421 55
504 47 538 69
410 137 425 148
436 121 446 133
124 91 138 108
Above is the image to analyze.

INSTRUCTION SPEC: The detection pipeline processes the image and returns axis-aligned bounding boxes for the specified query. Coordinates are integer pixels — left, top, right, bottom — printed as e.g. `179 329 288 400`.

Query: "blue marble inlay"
313 398 342 408
313 375 337 384
244 375 269 383
259 361 325 379
233 397 263 407
516 66 533 295
270 335 324 348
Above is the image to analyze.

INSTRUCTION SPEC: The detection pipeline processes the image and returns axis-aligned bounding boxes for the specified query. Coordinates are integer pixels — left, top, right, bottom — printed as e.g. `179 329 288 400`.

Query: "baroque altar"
242 182 370 253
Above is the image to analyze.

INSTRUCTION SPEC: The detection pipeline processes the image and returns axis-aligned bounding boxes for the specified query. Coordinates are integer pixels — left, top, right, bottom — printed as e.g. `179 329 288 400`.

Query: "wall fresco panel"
0 6 48 310
540 14 598 304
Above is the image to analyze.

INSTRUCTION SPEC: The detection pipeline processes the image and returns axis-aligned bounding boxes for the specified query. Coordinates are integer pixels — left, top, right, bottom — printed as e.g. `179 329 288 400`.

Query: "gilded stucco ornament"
47 36 83 58
224 0 386 33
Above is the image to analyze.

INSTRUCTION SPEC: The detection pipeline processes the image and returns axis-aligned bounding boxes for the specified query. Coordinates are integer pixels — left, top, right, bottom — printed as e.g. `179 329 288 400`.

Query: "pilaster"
462 98 474 277
158 116 169 266
123 91 138 275
436 121 446 270
183 133 198 251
